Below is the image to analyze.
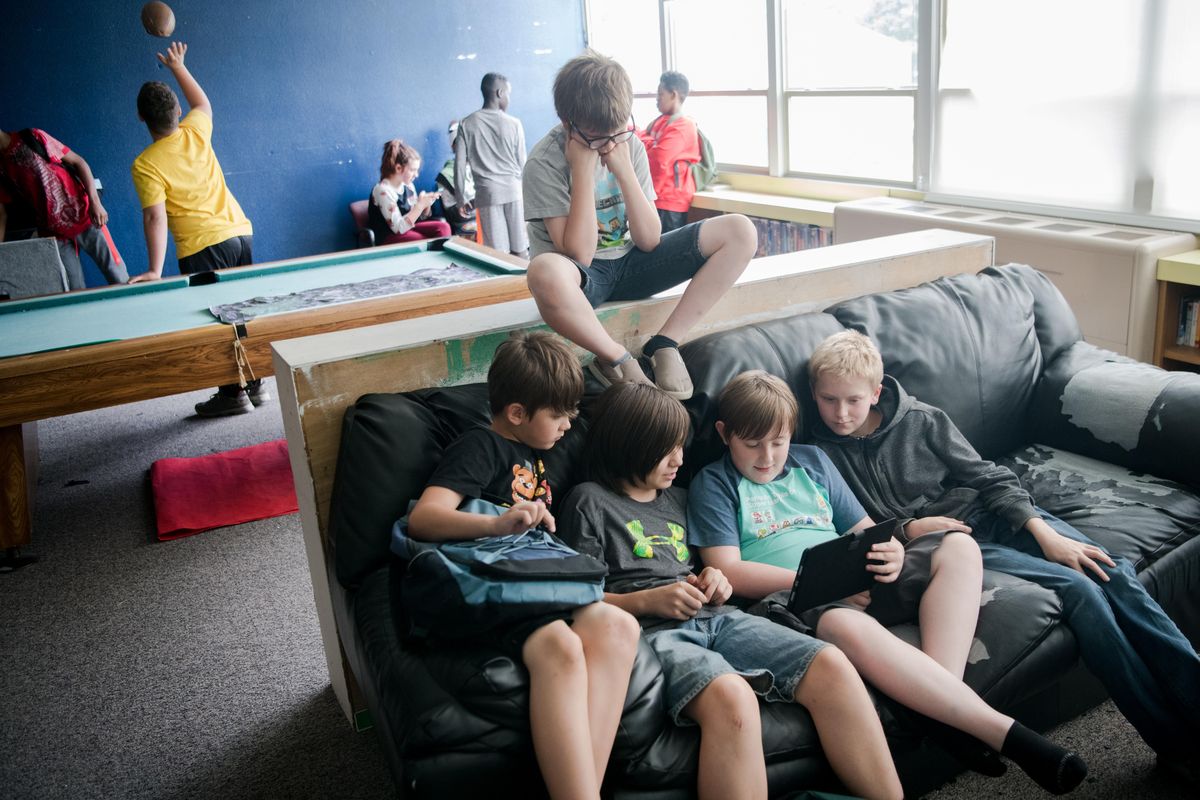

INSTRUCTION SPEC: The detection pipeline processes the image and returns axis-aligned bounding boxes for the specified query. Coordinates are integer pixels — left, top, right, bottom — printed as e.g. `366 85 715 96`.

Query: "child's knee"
689 673 760 730
526 253 579 296
935 531 983 570
575 602 640 653
523 619 586 672
700 212 756 255
795 646 865 702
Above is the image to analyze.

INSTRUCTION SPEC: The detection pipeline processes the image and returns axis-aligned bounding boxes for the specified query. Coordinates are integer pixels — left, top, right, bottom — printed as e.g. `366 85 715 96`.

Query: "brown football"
141 2 176 38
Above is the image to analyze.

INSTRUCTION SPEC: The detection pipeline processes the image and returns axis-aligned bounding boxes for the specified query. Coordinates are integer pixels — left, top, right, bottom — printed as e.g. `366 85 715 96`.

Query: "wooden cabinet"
1153 250 1200 371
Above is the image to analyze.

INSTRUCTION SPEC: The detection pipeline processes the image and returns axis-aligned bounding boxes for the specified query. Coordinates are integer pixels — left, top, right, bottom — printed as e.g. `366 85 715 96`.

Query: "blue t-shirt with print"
686 445 867 570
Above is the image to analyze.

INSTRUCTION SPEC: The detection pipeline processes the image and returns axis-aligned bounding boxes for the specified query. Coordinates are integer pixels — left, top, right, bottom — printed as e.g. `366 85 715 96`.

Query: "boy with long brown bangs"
522 50 756 402
688 370 1087 795
558 382 904 800
407 331 640 800
807 329 1200 787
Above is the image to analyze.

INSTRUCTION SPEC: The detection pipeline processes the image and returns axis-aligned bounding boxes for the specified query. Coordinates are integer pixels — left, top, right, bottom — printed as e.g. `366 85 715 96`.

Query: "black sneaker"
194 390 253 417
246 382 272 407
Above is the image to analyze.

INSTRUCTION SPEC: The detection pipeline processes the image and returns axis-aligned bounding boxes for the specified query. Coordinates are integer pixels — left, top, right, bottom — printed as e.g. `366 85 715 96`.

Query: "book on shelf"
746 216 832 258
1178 295 1200 348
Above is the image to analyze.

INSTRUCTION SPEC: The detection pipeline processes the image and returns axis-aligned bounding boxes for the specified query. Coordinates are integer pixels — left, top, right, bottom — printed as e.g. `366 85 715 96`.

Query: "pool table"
0 238 529 555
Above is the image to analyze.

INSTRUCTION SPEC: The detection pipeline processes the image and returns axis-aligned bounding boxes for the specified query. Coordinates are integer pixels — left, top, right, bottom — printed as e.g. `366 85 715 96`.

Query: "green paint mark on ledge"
442 323 557 384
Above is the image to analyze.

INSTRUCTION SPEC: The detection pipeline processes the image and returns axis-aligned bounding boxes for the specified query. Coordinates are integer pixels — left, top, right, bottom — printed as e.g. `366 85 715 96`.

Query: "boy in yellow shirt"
130 41 261 416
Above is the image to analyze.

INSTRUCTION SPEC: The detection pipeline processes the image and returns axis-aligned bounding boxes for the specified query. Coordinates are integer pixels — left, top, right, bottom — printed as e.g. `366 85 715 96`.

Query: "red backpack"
7 129 92 240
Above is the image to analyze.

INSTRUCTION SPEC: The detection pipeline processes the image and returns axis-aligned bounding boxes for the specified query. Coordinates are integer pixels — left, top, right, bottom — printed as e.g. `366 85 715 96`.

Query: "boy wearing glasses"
522 50 756 401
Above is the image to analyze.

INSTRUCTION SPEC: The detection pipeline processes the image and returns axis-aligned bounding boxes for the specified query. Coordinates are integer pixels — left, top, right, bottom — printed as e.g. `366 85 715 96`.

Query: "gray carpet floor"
0 385 1192 799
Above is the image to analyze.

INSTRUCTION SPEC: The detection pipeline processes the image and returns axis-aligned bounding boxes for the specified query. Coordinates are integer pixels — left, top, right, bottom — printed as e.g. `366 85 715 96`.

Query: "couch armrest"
1029 341 1200 491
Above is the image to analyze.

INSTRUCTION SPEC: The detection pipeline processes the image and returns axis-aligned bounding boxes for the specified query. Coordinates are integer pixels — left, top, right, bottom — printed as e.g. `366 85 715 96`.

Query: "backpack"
659 115 718 193
15 129 92 240
691 126 718 191
390 498 607 640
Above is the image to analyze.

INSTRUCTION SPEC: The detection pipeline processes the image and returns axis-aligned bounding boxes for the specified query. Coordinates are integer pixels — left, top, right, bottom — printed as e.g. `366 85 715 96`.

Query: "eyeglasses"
569 119 636 150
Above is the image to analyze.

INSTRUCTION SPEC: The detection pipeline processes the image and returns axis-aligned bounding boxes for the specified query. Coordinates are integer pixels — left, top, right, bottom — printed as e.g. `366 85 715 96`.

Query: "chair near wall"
348 200 375 248
0 238 70 299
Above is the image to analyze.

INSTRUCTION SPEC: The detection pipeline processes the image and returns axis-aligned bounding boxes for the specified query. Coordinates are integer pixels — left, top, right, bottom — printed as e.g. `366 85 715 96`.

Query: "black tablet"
786 519 901 614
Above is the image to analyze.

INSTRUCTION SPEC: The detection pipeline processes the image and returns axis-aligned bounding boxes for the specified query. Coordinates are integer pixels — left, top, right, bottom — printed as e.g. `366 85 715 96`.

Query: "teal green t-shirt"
736 464 839 568
687 445 869 570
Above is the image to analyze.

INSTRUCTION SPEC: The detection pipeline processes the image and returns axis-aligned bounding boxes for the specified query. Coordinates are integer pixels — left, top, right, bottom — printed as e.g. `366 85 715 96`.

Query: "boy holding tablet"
688 370 1086 794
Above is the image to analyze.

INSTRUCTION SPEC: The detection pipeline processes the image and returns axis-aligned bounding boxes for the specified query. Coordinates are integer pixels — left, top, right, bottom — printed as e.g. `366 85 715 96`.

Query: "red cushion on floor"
150 438 298 540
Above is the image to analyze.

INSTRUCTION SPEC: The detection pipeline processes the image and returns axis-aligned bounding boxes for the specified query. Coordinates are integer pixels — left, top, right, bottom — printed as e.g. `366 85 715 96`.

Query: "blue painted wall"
0 1 584 286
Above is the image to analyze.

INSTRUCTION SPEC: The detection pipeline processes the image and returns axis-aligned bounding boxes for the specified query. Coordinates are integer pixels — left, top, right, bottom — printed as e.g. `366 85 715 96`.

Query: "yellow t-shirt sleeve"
131 158 165 208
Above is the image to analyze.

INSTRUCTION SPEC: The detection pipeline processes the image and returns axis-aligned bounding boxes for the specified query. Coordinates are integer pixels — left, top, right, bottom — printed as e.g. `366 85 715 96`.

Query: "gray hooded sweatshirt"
810 375 1037 535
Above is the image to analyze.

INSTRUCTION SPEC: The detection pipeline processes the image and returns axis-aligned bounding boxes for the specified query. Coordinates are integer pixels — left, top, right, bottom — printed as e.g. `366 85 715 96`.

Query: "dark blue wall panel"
0 1 584 285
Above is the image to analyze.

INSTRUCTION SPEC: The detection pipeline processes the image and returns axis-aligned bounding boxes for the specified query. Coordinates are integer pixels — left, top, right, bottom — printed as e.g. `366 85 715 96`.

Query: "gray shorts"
644 607 828 724
574 220 707 308
477 199 528 255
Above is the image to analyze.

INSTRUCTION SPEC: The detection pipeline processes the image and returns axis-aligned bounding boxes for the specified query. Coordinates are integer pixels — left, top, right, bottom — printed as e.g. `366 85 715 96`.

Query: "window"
586 0 920 179
586 0 1200 228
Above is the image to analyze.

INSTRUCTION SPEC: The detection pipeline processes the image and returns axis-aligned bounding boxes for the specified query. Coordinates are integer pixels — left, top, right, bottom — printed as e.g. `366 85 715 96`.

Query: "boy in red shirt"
637 71 701 233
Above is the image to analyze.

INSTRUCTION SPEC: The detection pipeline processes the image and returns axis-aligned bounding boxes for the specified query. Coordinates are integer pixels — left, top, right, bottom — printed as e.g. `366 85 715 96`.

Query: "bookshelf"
1153 250 1200 371
688 190 834 257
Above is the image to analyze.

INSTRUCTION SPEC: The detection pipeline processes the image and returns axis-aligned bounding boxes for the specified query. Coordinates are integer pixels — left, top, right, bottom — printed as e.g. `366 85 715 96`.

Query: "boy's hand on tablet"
690 568 732 606
645 581 707 619
868 537 905 583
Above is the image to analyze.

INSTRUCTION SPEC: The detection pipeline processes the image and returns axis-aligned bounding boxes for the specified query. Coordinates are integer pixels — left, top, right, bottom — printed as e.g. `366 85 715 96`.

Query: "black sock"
921 716 1007 777
1001 721 1087 794
886 700 1006 777
642 334 678 357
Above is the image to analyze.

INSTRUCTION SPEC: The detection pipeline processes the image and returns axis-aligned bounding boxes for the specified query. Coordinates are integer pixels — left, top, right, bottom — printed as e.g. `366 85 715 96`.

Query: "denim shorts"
644 607 828 724
575 220 707 308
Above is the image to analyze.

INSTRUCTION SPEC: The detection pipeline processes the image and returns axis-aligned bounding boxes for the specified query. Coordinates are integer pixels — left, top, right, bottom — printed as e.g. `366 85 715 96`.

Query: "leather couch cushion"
1001 442 1200 646
825 265 1045 460
1029 341 1200 491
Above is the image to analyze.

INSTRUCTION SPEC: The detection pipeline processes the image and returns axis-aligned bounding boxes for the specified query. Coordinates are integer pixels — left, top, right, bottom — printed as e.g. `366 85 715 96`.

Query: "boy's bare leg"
526 254 626 362
683 674 768 800
570 603 640 786
918 532 984 678
793 647 904 800
657 214 756 343
523 620 602 800
816 610 1011 750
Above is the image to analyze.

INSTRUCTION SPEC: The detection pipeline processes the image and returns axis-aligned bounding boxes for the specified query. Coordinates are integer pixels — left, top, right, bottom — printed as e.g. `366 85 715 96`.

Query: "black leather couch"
326 264 1200 798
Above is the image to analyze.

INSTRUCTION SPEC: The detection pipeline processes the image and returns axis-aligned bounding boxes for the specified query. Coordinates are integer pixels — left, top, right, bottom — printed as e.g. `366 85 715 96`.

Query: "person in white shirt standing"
455 73 529 258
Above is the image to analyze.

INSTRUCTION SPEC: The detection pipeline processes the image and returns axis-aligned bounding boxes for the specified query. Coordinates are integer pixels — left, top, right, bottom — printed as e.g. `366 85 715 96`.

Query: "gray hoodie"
810 375 1038 534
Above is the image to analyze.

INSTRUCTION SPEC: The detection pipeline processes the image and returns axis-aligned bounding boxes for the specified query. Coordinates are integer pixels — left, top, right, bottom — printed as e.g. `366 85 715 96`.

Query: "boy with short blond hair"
688 369 1087 794
808 328 1200 784
522 50 756 402
407 330 640 800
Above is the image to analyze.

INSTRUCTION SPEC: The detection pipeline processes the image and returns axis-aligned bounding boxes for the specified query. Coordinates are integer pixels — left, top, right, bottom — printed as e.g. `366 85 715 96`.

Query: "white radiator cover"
834 197 1197 362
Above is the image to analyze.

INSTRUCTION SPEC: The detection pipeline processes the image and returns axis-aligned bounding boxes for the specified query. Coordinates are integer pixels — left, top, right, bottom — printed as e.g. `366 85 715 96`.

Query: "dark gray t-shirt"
558 482 693 593
559 482 735 630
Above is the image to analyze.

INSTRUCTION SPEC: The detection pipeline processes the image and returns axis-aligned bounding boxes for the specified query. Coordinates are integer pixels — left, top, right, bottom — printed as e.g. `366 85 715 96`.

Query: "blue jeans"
968 508 1200 759
644 607 828 723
